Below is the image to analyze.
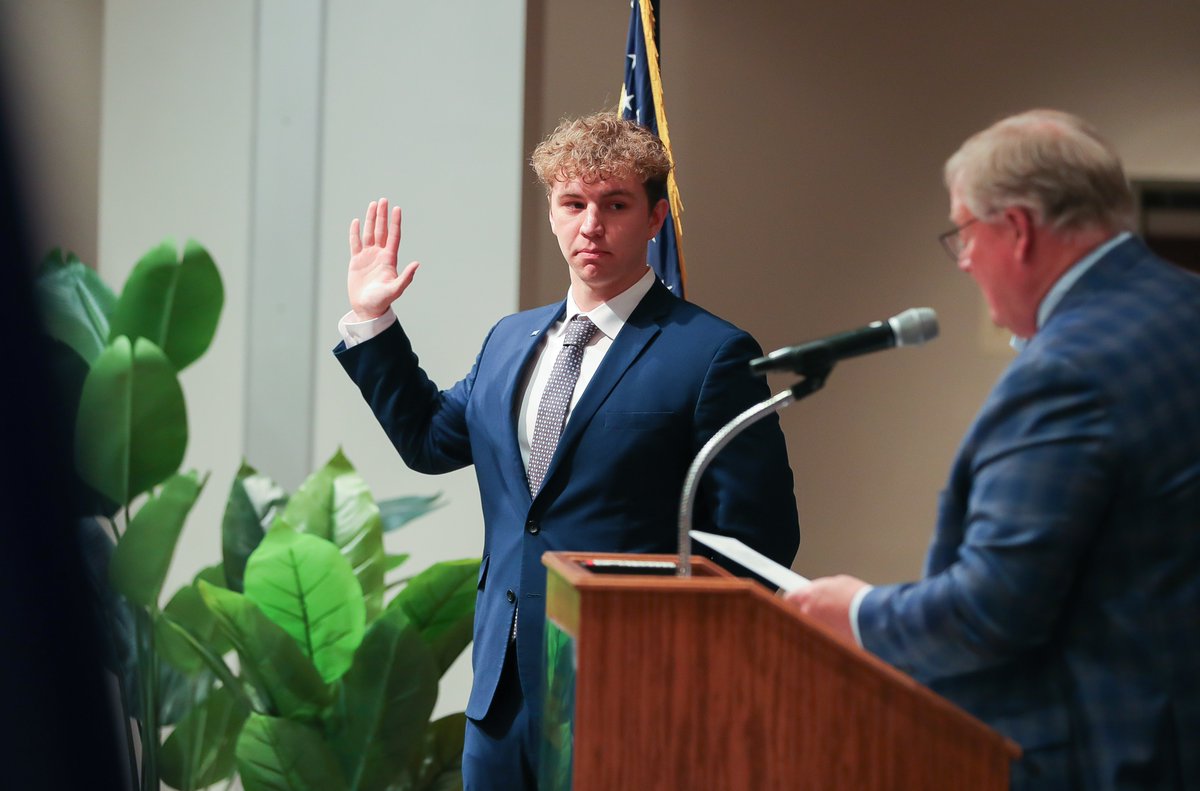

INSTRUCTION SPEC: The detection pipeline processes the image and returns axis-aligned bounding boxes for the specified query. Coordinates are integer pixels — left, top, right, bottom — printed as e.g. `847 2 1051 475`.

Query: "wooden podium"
539 552 1019 791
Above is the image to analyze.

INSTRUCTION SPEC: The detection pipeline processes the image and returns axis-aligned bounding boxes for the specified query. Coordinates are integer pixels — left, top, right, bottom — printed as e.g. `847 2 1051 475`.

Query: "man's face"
548 174 668 306
949 187 1031 336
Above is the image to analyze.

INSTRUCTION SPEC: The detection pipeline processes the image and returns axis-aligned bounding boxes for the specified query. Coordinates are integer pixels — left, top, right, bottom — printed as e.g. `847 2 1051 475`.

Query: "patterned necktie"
527 315 599 496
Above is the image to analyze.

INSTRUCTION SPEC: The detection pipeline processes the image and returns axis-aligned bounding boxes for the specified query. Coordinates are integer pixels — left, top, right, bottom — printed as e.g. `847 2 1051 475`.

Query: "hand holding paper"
782 574 868 646
688 530 867 645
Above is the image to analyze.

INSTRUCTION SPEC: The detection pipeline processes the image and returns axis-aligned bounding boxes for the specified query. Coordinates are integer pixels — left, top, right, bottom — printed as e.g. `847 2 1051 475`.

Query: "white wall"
98 0 256 608
313 0 526 716
99 0 526 718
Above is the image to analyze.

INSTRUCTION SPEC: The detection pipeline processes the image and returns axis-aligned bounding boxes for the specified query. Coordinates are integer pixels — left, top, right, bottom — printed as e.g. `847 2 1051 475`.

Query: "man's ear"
1005 206 1035 262
648 198 669 239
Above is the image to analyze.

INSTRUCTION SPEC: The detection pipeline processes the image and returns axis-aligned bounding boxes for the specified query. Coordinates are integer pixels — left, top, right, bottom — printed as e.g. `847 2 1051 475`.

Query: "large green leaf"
108 239 224 372
160 683 249 791
388 559 478 674
34 248 116 365
109 471 205 608
330 607 438 791
378 494 444 533
405 712 466 791
46 339 120 517
222 462 286 592
198 582 332 721
243 528 366 683
276 450 386 620
236 714 348 791
75 335 187 505
157 568 234 674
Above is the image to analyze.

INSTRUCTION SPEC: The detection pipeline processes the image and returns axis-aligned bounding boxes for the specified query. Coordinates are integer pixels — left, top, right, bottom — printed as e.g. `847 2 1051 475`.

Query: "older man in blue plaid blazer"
787 110 1200 790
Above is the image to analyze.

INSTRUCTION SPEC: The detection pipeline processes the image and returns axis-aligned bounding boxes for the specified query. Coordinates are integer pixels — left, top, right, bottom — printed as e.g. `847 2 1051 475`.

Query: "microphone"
750 307 939 375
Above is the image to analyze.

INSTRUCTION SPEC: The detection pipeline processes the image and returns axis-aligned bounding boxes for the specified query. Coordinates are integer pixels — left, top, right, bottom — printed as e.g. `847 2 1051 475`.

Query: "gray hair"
944 109 1135 235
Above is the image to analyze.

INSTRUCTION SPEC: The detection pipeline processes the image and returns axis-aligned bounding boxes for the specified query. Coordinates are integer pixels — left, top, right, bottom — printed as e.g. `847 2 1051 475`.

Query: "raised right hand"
347 197 419 320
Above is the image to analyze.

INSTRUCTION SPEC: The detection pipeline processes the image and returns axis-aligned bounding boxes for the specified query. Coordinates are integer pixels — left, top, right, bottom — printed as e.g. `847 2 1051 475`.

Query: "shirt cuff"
848 584 874 648
338 309 397 348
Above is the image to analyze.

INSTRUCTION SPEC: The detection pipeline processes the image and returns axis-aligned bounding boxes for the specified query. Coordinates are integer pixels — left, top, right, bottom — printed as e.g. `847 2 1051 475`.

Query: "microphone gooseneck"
678 307 940 576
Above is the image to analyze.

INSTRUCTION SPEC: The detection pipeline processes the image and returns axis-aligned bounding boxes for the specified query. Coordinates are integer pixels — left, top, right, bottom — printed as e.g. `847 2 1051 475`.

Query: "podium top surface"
543 551 741 591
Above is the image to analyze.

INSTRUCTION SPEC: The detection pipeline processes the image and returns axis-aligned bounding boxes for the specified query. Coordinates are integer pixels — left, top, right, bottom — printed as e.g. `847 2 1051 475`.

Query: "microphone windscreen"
890 307 939 347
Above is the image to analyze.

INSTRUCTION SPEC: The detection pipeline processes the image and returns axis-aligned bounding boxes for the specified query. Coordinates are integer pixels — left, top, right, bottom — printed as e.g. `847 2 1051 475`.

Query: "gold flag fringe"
636 0 687 295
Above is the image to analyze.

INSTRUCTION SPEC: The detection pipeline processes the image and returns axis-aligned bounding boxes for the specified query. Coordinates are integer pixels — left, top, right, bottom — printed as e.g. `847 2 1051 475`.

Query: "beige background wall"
0 1 102 266
522 0 1200 582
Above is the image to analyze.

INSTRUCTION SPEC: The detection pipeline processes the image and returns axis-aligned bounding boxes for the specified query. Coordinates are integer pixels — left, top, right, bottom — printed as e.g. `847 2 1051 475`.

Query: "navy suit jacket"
336 280 799 720
858 238 1200 789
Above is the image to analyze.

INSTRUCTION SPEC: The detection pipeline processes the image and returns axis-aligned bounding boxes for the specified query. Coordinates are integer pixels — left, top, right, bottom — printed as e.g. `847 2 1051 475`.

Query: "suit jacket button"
506 589 516 603
526 519 540 535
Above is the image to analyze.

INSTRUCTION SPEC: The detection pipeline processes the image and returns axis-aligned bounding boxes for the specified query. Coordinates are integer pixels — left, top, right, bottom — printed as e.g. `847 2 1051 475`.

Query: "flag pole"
630 0 687 295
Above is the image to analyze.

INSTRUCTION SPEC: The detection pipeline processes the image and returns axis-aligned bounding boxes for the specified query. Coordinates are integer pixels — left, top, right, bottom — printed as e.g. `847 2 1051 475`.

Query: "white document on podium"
689 530 812 592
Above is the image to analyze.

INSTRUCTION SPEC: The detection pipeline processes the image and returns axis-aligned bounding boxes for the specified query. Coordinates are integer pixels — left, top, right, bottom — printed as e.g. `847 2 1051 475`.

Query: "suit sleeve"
691 331 800 567
857 352 1117 679
334 320 493 475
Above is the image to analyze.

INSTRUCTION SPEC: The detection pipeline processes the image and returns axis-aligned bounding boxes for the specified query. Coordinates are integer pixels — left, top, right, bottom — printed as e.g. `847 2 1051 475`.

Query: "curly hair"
945 109 1135 235
530 112 671 205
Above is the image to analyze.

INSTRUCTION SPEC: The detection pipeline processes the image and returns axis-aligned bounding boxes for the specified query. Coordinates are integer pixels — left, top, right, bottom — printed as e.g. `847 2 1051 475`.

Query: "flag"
620 0 686 298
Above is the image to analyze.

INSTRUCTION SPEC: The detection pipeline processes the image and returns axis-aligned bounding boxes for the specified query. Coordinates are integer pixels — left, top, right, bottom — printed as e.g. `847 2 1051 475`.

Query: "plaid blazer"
858 237 1200 790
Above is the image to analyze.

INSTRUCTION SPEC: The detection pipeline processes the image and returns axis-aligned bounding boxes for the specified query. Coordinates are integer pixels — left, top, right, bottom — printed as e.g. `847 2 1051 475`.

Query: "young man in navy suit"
786 110 1200 789
336 113 799 790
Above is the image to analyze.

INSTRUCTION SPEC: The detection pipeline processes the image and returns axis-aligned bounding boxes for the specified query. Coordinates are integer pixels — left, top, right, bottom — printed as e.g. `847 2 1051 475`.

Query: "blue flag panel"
621 0 685 298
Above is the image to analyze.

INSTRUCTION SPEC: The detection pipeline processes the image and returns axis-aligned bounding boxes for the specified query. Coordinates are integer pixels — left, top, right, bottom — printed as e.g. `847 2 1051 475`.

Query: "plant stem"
186 674 216 791
148 612 161 791
385 575 414 592
124 505 153 791
112 648 141 790
134 609 147 790
110 505 139 789
136 607 160 791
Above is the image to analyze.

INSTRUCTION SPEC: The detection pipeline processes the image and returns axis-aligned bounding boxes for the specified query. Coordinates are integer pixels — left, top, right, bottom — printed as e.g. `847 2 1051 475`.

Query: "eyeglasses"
937 218 978 261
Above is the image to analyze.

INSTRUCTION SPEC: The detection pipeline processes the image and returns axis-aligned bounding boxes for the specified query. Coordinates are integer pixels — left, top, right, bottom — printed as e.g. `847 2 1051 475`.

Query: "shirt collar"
1035 231 1131 330
564 268 656 340
1010 231 1131 351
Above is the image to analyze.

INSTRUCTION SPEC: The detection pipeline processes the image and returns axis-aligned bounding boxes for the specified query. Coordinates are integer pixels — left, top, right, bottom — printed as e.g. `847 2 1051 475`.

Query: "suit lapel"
536 281 674 493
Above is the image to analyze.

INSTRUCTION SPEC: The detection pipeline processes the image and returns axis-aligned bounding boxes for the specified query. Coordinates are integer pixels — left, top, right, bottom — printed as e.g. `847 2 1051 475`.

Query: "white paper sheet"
689 530 811 592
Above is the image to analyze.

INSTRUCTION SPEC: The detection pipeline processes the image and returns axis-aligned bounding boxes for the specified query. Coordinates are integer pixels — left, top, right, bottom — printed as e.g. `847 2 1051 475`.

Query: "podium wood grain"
543 552 1018 791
